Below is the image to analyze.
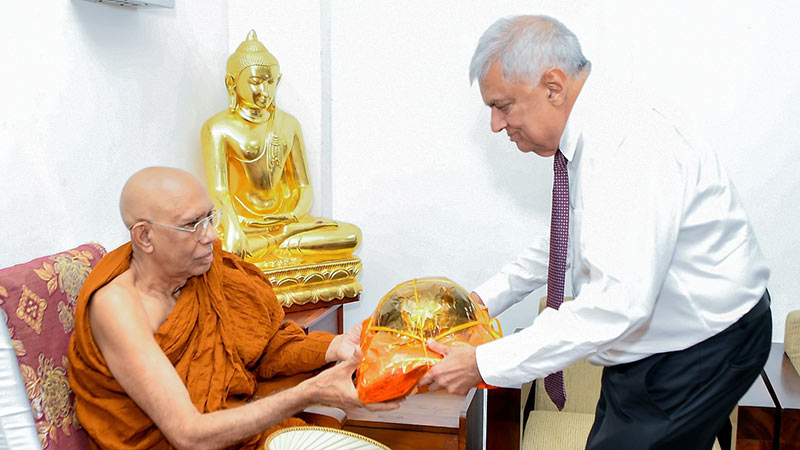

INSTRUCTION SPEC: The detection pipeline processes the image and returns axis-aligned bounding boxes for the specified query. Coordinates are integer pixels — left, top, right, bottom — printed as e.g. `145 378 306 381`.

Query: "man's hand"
470 292 486 307
418 340 483 395
325 322 362 362
306 351 402 412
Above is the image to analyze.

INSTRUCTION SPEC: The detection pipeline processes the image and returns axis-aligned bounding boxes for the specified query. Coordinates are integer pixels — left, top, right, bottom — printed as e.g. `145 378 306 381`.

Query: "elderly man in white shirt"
418 15 771 450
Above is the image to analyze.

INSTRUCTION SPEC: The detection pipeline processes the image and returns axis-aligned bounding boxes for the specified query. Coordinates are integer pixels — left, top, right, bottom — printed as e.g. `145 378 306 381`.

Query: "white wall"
0 0 228 265
1 1 798 342
331 0 800 343
227 0 326 218
0 0 324 265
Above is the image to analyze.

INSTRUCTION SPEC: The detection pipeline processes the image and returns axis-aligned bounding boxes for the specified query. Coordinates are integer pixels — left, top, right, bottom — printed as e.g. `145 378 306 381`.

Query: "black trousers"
585 291 772 450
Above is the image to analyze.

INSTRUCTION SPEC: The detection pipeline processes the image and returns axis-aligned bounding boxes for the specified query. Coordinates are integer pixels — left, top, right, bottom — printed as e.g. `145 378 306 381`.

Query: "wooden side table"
343 389 482 450
282 295 359 334
284 304 343 334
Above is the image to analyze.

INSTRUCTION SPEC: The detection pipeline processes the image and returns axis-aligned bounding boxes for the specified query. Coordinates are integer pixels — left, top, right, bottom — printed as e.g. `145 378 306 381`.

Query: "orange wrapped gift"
356 277 502 403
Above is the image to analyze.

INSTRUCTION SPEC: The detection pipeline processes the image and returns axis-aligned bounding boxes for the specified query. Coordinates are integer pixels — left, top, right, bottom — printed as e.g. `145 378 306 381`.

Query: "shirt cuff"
473 273 513 318
475 338 524 388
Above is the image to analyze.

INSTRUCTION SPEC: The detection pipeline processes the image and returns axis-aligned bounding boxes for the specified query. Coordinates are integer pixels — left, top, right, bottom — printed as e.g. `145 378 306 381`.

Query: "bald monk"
68 167 397 450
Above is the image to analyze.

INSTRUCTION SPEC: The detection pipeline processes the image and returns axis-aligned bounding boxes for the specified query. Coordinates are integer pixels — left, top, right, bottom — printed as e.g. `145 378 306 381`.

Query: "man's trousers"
585 291 772 450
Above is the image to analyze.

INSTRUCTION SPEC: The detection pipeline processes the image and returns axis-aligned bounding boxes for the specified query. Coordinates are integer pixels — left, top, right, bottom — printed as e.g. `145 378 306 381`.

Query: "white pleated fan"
265 426 389 450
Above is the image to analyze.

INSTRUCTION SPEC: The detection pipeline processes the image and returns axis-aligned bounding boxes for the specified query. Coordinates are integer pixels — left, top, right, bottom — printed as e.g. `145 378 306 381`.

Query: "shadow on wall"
468 108 551 218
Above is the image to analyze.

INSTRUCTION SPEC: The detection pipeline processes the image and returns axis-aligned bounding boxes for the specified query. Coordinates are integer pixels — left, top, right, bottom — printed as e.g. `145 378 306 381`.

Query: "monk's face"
149 183 219 278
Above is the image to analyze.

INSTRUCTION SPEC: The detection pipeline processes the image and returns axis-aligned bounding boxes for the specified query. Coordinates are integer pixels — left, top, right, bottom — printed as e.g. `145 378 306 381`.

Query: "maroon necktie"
544 150 568 411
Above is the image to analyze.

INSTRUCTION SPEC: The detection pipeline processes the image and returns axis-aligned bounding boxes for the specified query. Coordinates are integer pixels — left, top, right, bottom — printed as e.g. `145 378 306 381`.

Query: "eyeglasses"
131 209 222 242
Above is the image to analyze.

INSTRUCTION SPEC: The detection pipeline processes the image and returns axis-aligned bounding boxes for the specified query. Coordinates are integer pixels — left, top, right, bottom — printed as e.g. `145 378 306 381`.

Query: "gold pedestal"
256 257 362 309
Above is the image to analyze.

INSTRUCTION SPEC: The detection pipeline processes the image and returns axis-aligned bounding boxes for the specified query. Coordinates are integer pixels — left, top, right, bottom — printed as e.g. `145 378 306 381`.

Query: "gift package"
356 277 502 403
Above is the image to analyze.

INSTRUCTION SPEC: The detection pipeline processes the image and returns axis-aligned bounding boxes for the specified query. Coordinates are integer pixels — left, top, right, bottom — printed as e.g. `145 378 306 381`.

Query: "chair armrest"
785 311 800 374
0 319 40 448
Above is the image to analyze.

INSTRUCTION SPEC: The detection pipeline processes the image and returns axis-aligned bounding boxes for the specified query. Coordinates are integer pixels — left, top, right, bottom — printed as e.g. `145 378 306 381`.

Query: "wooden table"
284 304 343 334
343 389 482 450
282 295 359 334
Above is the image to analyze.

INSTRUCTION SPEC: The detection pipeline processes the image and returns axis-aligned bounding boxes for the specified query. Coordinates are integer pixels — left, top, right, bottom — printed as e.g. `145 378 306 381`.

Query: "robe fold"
68 242 334 449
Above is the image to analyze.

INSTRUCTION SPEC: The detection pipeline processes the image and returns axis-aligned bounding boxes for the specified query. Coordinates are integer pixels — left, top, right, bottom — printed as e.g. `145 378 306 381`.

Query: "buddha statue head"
225 30 282 120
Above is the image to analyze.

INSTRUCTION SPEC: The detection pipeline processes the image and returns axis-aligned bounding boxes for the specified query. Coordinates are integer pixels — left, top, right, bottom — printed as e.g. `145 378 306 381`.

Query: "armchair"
786 310 799 374
520 297 602 450
0 243 106 449
0 244 351 449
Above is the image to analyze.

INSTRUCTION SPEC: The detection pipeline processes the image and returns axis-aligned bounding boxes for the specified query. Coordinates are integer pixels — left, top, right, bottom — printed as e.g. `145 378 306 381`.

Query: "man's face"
150 185 219 279
235 65 279 111
479 62 562 157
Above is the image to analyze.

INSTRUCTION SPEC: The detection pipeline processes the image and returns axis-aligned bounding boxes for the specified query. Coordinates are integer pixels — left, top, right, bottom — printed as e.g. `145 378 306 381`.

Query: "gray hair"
469 15 590 85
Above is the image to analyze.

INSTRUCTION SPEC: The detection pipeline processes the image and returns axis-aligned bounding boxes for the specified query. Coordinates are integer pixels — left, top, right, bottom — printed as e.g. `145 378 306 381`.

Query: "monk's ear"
130 223 155 254
542 68 567 106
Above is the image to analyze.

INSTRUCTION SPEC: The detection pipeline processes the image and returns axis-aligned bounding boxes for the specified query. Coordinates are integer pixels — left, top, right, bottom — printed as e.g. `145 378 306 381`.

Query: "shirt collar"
558 73 592 163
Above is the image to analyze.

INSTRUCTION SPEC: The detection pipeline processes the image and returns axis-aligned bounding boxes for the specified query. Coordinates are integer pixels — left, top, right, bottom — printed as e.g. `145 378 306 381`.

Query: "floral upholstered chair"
0 243 107 450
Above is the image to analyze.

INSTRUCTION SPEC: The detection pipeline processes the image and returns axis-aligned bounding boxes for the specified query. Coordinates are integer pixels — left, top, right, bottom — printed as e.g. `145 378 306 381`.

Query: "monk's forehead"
124 168 207 221
147 176 208 220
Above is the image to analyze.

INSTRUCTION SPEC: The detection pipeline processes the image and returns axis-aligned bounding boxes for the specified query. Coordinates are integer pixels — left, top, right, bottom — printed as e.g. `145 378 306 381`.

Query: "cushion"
534 359 603 413
522 410 594 450
0 243 106 449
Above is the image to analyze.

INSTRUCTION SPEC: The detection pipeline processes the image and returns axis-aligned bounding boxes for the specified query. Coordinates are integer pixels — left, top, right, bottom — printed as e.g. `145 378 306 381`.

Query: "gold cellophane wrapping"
356 277 502 403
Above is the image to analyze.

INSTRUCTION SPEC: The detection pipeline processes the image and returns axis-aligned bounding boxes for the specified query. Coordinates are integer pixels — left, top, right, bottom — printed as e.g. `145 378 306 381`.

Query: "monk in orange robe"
68 167 397 450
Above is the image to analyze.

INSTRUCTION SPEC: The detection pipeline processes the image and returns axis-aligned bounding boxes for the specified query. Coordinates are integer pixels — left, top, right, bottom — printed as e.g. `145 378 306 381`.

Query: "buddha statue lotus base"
257 257 363 309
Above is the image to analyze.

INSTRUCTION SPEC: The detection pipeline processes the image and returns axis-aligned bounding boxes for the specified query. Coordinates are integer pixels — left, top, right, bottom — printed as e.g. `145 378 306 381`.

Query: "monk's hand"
310 351 402 411
325 323 362 363
418 340 483 395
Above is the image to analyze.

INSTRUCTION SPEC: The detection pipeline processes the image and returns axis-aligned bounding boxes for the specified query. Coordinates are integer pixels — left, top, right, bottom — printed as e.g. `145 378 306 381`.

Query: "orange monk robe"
68 242 334 450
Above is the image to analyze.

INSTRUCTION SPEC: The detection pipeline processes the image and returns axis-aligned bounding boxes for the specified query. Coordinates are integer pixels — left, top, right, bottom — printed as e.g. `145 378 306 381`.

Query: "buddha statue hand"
221 216 252 258
260 213 299 225
287 219 338 234
251 219 339 256
240 214 294 229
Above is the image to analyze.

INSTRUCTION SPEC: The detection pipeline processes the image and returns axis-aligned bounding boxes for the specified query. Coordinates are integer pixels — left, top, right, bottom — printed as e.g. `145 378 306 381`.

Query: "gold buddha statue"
201 30 362 307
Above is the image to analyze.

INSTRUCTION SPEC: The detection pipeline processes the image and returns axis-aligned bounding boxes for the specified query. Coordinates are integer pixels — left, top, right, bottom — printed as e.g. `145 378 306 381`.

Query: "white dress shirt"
474 71 770 388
